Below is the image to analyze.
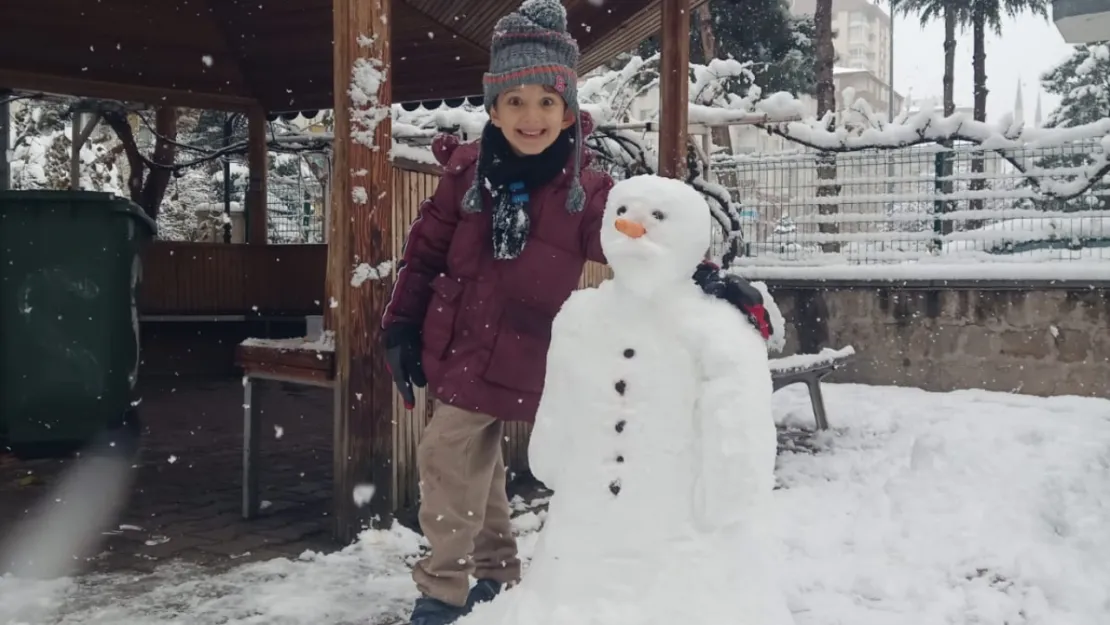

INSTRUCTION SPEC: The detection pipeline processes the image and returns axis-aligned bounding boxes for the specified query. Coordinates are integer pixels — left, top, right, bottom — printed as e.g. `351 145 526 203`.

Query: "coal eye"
652 210 665 220
616 206 627 215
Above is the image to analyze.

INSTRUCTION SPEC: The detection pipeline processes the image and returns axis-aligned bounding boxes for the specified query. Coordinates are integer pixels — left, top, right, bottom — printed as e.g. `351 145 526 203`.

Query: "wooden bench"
234 335 336 519
769 346 856 431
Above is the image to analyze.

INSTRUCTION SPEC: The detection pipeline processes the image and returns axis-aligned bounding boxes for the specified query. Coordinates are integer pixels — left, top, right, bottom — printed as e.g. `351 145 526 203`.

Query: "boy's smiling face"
490 84 575 156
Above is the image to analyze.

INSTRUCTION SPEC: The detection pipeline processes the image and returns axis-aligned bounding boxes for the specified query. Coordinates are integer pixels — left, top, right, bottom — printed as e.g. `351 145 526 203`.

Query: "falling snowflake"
353 484 376 506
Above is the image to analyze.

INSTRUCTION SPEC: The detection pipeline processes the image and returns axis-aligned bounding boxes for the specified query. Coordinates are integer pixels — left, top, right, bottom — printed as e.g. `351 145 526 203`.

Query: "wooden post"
0 89 10 191
658 0 691 179
70 112 81 190
329 0 395 543
247 108 269 244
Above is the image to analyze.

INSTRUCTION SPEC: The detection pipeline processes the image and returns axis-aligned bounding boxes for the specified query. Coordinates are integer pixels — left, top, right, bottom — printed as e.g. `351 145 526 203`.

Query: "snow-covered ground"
2 383 1109 625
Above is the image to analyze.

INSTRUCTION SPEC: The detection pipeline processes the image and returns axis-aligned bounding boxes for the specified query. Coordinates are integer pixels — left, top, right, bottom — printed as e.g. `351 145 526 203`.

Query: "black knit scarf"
477 122 573 260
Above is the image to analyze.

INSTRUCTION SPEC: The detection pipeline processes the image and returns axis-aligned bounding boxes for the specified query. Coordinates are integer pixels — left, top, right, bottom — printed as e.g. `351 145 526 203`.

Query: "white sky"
881 1 1078 123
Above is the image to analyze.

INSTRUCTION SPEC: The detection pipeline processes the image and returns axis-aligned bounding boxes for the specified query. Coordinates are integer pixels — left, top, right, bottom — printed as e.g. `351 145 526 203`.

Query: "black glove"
383 323 427 410
692 261 773 341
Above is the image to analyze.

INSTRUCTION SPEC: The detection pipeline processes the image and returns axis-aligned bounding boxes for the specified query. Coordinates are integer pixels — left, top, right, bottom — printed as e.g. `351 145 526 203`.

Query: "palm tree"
814 0 839 252
891 0 966 117
963 0 1048 221
891 0 966 234
967 0 1048 124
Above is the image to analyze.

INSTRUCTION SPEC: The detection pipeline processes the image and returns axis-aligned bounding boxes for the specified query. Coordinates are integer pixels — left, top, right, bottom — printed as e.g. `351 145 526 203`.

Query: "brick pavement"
1 374 341 576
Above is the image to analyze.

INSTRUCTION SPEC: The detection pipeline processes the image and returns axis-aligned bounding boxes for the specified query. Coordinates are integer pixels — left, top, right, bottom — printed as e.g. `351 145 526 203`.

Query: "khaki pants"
412 402 521 606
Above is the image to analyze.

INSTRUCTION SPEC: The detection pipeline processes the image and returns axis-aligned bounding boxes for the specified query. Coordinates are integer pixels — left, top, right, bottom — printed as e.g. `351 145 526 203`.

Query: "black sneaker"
409 596 467 625
464 579 503 612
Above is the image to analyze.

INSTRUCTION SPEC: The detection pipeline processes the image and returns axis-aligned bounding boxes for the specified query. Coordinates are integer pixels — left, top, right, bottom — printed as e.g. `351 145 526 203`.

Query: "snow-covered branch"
389 55 1110 204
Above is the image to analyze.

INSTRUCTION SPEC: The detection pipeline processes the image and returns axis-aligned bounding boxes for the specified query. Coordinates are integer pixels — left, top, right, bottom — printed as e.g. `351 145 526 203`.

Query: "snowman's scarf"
474 122 573 260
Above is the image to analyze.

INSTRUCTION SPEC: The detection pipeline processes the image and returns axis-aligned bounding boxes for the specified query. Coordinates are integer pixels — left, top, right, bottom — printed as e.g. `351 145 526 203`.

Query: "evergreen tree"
1034 43 1110 211
637 0 817 97
1042 43 1110 127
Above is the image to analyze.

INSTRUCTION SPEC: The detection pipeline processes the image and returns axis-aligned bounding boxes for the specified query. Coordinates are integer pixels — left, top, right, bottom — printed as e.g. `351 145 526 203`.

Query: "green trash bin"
0 191 156 458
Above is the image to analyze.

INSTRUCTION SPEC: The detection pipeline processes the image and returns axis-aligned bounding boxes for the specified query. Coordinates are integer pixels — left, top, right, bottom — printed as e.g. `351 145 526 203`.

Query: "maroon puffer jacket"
381 114 612 422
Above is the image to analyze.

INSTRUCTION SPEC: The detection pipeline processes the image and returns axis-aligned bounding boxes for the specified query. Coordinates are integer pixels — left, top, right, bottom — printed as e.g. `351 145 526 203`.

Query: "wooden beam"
392 155 443 176
575 1 707 90
329 0 396 543
246 109 269 245
201 0 265 102
0 69 256 112
69 112 81 190
400 1 491 59
657 0 691 179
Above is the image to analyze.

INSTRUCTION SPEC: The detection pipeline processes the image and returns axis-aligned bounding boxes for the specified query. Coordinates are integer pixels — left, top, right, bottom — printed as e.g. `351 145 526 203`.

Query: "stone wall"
767 283 1110 398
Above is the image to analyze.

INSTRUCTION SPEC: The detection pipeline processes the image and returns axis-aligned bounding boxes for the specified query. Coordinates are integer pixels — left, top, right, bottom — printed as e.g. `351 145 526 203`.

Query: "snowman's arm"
693 303 778 529
528 291 591 489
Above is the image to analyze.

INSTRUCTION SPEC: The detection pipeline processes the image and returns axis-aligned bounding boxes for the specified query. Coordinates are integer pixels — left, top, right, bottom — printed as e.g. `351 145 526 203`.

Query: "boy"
381 2 770 624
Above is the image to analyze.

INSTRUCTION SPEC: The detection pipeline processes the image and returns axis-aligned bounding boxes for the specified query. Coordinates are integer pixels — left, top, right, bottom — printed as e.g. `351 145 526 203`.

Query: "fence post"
932 146 955 251
932 150 944 249
816 150 840 253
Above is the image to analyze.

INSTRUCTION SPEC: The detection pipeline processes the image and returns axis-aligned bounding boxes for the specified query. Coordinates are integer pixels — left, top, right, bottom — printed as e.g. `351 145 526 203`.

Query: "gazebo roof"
0 0 668 113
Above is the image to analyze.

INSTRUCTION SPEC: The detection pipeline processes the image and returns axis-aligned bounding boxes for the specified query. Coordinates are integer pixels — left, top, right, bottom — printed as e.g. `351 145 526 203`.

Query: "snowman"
457 174 793 625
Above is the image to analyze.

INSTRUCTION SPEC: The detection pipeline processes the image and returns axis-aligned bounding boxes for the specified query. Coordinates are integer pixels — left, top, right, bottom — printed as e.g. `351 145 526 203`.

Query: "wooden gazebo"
0 0 696 542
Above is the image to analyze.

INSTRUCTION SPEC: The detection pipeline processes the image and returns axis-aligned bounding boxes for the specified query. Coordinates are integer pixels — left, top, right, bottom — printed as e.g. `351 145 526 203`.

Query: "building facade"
790 0 893 85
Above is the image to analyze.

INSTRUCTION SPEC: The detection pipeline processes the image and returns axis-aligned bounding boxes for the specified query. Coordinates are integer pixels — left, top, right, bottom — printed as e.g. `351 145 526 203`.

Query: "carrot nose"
614 218 646 239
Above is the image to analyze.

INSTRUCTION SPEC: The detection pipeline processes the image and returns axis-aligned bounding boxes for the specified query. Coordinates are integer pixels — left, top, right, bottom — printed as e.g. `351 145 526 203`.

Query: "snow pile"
3 385 1109 624
942 214 1110 254
0 525 426 625
775 384 1110 625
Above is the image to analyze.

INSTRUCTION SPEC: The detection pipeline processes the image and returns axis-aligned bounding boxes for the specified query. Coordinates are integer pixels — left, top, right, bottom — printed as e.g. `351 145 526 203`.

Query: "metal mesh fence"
267 153 327 244
267 176 326 244
712 140 1110 264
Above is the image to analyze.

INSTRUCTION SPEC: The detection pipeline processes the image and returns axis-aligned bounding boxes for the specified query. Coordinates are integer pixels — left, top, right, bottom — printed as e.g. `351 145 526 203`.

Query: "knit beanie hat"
461 0 586 214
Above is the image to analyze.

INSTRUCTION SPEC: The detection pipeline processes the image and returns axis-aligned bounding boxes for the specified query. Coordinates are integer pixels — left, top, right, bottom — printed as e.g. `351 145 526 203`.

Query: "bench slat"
770 346 856 376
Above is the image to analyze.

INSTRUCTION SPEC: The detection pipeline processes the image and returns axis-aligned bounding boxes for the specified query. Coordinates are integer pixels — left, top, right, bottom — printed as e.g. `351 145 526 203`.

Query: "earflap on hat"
565 112 585 213
462 179 484 213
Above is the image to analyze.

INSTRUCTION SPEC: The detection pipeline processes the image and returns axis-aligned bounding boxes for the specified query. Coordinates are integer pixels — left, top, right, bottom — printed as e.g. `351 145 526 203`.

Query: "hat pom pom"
519 0 568 32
